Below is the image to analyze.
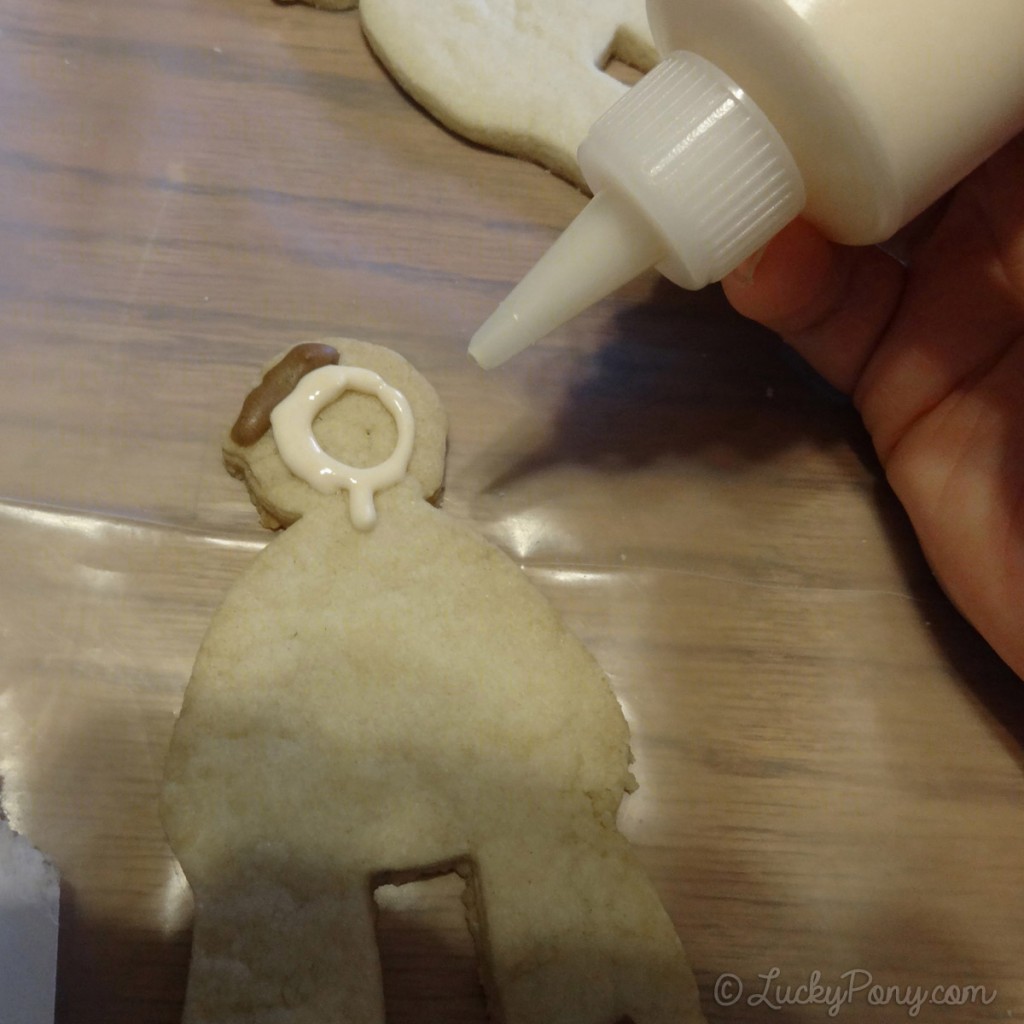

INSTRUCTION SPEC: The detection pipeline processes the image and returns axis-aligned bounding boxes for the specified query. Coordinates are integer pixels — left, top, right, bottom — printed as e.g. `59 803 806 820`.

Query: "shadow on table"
485 281 863 493
55 882 190 1024
489 277 1024 762
54 872 489 1024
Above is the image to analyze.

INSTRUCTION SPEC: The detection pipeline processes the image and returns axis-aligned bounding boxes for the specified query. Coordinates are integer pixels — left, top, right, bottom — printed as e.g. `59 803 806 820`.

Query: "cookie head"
224 339 447 529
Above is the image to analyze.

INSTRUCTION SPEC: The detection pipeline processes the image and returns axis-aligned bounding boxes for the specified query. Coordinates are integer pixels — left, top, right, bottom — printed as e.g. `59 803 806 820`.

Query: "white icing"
270 364 415 531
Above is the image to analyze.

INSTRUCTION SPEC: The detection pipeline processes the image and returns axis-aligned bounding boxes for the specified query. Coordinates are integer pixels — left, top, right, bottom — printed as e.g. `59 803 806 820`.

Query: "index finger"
722 218 906 396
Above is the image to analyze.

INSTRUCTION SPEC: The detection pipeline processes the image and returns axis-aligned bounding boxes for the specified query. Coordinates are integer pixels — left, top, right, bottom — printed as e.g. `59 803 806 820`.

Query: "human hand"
722 133 1024 680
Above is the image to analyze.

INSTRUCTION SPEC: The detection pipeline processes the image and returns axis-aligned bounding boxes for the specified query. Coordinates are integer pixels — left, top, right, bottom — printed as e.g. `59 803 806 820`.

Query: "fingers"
722 218 906 396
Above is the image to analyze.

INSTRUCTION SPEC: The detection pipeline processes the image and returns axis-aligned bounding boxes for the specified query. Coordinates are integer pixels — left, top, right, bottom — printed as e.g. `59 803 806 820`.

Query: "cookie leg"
472 825 702 1024
183 875 384 1024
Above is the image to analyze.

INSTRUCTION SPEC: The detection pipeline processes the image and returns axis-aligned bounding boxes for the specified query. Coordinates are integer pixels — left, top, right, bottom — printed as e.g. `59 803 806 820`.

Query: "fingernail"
731 245 769 284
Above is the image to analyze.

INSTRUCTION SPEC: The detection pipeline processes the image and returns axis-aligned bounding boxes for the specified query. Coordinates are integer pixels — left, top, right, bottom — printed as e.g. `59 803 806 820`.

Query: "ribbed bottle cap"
579 51 806 289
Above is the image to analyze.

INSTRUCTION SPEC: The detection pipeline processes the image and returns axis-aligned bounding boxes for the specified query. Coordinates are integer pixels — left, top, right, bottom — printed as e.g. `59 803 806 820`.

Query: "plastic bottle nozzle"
469 191 666 369
468 51 807 370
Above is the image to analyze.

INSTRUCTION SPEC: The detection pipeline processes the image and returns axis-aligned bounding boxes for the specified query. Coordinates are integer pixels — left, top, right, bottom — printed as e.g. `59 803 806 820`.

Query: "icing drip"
270 364 415 531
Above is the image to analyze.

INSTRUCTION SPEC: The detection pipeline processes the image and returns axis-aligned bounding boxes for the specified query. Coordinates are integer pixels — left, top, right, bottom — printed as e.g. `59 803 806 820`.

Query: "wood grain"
1 0 1022 1021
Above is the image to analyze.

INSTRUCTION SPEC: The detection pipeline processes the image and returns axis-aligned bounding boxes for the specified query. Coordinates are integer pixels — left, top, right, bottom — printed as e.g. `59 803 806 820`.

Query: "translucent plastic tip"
469 191 666 369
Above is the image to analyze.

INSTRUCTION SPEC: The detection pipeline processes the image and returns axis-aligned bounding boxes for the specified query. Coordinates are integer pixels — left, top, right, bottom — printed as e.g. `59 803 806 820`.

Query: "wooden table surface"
2 0 1022 1021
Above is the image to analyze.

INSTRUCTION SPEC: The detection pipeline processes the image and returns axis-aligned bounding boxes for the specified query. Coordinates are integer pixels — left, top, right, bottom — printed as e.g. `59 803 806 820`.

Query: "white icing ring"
269 364 415 531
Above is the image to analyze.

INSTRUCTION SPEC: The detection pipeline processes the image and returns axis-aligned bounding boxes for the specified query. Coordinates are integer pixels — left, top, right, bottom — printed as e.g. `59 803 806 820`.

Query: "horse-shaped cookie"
283 0 657 188
161 339 703 1023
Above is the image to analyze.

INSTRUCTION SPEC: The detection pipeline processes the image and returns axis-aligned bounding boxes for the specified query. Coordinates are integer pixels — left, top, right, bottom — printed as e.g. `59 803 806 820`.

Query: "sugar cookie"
162 341 704 1023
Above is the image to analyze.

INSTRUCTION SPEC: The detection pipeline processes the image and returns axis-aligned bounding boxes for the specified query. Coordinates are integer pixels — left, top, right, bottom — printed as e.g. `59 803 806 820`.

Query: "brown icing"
230 343 340 446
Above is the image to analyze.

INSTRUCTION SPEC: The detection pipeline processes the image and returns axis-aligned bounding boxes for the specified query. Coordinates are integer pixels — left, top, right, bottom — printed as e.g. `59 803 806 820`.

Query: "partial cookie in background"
288 0 657 189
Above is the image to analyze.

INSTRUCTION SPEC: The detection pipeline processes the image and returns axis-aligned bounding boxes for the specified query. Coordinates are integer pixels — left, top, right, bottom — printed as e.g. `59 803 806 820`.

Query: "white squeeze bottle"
469 0 1024 369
